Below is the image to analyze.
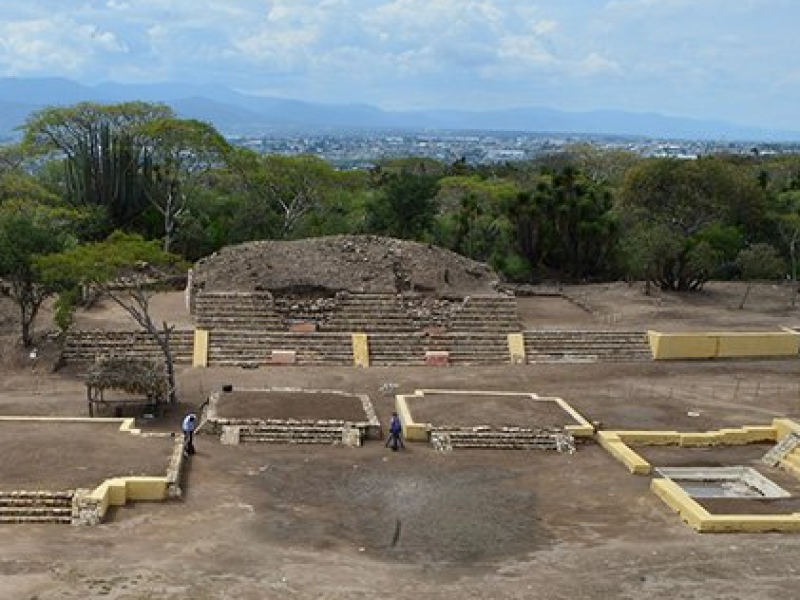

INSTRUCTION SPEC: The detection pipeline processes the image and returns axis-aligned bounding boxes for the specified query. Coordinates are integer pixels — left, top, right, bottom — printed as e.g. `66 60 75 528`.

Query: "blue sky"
0 0 797 128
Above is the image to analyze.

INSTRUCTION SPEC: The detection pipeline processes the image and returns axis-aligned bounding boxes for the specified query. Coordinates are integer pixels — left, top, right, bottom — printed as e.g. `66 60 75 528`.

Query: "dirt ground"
2 283 800 598
215 390 368 422
407 392 575 428
0 421 175 491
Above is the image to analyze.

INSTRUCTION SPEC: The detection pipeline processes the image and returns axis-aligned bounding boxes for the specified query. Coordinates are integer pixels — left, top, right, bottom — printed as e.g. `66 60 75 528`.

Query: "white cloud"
0 18 125 75
0 0 794 127
575 52 622 77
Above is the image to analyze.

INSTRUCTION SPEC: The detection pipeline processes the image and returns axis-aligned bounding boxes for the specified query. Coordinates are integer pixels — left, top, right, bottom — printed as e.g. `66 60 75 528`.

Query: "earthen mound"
191 235 501 296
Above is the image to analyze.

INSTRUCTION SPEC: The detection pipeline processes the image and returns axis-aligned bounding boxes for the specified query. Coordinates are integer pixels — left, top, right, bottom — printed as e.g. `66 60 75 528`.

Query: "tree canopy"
9 100 800 296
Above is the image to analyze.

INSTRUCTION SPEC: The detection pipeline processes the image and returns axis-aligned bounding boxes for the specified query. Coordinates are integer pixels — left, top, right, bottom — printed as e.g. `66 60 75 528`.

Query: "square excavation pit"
599 420 800 532
204 387 380 443
395 389 594 445
656 467 791 499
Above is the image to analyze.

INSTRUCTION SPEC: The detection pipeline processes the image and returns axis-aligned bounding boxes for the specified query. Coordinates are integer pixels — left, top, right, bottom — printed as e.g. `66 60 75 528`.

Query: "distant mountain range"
0 76 797 142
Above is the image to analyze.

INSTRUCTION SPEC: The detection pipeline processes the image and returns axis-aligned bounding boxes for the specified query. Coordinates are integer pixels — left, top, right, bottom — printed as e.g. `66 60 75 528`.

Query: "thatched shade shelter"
85 357 168 417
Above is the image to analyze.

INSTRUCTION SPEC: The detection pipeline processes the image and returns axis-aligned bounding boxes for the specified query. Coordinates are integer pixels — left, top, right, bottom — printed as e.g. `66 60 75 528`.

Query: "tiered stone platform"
206 332 353 366
63 330 195 364
396 390 594 449
450 295 521 332
204 388 380 446
194 291 284 330
60 291 663 367
323 293 416 332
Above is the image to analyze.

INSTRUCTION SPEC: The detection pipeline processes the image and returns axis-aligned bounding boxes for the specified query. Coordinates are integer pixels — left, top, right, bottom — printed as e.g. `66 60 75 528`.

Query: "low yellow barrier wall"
648 331 800 360
90 477 170 520
193 329 209 367
596 432 652 474
395 394 429 442
652 479 800 533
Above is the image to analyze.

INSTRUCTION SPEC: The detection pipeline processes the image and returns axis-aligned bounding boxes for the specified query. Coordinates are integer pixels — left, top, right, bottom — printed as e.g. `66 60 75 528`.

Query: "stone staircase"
238 421 347 444
524 330 652 363
450 296 521 332
62 330 194 364
367 333 426 366
194 291 285 330
776 436 800 478
763 432 800 467
367 332 512 366
446 333 511 364
431 428 575 452
206 331 353 366
0 491 74 524
323 293 416 332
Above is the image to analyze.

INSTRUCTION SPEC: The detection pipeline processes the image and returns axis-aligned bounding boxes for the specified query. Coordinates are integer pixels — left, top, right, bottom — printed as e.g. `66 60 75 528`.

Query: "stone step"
438 430 575 451
0 498 72 508
763 433 800 466
0 515 72 524
0 507 72 517
528 354 651 363
447 440 561 449
0 491 73 499
240 436 339 444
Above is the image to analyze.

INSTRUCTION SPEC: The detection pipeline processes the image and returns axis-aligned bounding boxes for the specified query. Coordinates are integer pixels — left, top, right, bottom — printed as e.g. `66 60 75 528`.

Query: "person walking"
385 411 405 451
182 413 198 455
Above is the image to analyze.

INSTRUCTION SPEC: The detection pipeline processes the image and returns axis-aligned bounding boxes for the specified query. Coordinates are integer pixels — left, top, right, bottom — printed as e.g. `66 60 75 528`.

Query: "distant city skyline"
0 1 797 130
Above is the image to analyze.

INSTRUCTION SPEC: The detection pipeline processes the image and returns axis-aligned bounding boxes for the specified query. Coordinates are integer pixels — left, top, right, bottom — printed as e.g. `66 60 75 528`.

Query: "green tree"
228 150 340 238
137 118 230 252
508 168 617 280
36 232 188 404
618 158 764 290
769 190 800 305
365 171 440 240
0 201 79 346
735 243 785 309
434 175 519 263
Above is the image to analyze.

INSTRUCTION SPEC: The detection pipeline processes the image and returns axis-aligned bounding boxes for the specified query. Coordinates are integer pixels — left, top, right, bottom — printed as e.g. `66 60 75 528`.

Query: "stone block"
425 350 449 367
341 426 362 447
221 426 241 445
289 321 317 332
271 350 297 365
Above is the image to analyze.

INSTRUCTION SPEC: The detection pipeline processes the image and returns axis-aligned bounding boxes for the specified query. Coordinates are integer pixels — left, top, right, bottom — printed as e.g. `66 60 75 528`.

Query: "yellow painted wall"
651 478 707 530
352 333 370 368
395 394 430 442
649 331 800 360
596 432 652 474
89 476 170 520
652 479 800 532
774 418 800 439
193 329 209 368
507 333 526 364
717 333 800 357
617 431 682 445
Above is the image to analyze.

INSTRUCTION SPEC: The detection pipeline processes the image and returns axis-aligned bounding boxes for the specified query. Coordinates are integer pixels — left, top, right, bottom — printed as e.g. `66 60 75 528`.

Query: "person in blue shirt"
182 413 197 455
385 411 405 451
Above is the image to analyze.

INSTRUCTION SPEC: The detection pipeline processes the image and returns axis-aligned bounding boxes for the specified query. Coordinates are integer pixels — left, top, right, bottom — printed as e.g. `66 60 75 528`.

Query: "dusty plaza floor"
2 283 800 598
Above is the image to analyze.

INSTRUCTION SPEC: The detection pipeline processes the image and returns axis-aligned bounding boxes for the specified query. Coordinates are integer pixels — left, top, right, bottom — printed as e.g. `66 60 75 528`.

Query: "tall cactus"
24 102 175 230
